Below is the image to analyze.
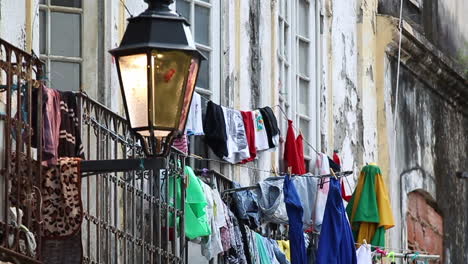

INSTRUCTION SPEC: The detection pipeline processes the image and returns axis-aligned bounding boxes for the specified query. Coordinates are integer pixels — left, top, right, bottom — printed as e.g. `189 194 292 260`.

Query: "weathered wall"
378 0 468 64
389 57 468 263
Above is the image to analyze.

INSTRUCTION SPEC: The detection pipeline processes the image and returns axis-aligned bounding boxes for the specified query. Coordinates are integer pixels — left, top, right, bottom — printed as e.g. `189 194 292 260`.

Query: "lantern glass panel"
118 54 148 129
178 57 200 131
150 50 193 131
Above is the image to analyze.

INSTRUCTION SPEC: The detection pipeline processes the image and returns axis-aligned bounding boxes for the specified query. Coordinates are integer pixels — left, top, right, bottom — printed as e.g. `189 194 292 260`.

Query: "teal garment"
256 233 272 264
169 166 211 239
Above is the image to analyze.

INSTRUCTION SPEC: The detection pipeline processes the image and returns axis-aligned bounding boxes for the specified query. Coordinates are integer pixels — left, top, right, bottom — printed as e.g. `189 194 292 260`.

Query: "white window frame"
39 0 98 94
175 0 221 103
278 0 318 167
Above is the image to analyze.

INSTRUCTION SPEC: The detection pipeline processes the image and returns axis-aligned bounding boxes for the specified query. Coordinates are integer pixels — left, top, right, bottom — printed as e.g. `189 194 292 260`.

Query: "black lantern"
109 0 204 157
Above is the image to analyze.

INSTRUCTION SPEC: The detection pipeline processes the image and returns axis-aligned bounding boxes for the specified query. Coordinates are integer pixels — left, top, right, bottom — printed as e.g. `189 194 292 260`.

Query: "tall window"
39 0 82 91
176 0 220 101
278 0 317 168
296 0 313 160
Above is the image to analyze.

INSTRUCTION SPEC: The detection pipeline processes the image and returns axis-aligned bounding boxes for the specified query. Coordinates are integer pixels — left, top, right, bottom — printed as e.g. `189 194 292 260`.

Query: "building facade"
0 0 466 263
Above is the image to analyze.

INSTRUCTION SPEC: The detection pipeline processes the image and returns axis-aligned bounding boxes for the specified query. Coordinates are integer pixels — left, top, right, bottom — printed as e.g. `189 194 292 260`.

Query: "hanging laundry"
256 233 272 264
201 181 224 260
57 91 84 158
259 106 280 149
313 153 330 231
226 209 248 263
283 175 307 264
186 92 204 135
232 182 261 228
220 203 232 252
221 106 250 163
257 179 289 224
203 101 229 158
316 178 357 264
271 238 290 264
252 109 270 151
168 166 211 239
333 151 352 202
41 86 61 165
295 133 307 174
172 134 189 154
355 244 372 264
346 164 395 248
277 240 291 262
240 111 257 163
284 120 303 175
42 158 83 264
292 176 318 230
42 157 83 238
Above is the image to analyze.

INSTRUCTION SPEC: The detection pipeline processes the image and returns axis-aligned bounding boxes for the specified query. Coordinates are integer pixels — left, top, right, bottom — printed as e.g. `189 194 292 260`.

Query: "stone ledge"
380 15 468 115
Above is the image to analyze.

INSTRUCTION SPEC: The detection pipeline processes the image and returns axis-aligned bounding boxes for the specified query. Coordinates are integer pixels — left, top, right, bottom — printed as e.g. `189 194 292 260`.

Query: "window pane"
39 10 46 54
50 61 80 91
299 118 310 156
40 0 46 4
298 0 309 37
194 5 210 46
51 0 81 8
177 0 191 21
51 12 81 57
298 40 309 77
278 20 283 55
299 78 309 114
284 25 289 59
196 50 209 89
285 65 289 97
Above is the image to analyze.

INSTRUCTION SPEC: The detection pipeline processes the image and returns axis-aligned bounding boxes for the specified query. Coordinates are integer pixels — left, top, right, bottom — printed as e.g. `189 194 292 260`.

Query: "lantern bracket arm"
80 157 165 177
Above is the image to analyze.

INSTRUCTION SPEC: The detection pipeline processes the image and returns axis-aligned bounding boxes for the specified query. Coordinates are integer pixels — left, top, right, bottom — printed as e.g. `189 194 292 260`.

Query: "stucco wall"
389 58 468 263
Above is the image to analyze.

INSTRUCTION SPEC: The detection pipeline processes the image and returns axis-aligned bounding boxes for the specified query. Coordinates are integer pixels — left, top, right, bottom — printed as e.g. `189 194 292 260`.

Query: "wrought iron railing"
77 93 187 264
0 38 45 263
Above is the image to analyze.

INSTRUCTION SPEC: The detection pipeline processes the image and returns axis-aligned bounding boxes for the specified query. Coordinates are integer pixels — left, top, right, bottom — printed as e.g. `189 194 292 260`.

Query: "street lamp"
109 0 204 157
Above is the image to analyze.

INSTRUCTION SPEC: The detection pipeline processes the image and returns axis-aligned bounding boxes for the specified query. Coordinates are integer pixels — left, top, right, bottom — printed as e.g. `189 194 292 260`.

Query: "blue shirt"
316 179 357 264
284 175 308 264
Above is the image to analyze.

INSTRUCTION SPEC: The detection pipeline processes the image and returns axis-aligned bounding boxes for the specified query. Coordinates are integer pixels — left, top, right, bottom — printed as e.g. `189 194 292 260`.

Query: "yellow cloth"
277 240 291 261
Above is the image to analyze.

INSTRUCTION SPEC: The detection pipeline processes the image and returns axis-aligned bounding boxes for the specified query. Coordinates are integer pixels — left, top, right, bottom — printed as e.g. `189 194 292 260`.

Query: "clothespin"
387 252 396 263
411 252 420 261
330 168 338 180
375 248 387 257
287 167 292 177
272 165 279 177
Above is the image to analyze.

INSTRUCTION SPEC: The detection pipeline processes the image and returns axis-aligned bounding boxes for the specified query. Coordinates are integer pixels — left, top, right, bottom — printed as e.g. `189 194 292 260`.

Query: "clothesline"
221 171 353 194
354 242 440 260
187 153 353 180
272 104 320 155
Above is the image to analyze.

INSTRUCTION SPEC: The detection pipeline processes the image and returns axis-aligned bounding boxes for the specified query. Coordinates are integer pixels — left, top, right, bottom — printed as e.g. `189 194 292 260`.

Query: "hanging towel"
203 101 229 158
313 153 330 231
57 91 84 159
316 178 357 264
252 109 270 151
346 164 395 248
240 111 257 163
355 245 372 264
259 107 280 149
284 120 302 175
222 106 250 163
186 92 204 135
283 175 307 264
201 181 224 260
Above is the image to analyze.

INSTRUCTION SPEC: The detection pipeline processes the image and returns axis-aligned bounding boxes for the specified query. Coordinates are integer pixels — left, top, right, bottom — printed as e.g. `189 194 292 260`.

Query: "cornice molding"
381 16 468 114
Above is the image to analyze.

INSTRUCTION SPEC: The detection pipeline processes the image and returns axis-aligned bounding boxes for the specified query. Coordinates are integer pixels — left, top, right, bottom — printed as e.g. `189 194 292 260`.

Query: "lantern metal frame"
109 0 205 157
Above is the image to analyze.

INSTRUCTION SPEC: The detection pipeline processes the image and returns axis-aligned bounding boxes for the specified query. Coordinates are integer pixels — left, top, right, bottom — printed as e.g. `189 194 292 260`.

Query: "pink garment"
172 134 188 154
43 86 61 166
